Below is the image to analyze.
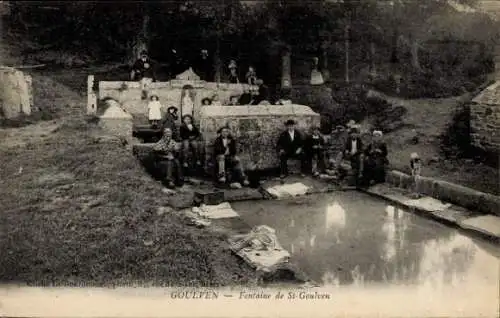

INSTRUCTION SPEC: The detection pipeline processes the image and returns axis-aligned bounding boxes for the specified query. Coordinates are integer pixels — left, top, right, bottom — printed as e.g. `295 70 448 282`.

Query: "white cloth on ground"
192 202 239 219
403 196 452 212
265 182 310 199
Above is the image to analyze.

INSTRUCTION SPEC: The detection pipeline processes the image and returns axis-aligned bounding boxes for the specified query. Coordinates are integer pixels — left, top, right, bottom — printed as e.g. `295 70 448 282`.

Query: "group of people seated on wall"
148 116 390 190
130 49 265 86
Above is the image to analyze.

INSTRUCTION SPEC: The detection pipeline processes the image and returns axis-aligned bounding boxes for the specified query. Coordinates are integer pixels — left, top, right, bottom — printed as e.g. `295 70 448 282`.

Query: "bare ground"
381 96 499 195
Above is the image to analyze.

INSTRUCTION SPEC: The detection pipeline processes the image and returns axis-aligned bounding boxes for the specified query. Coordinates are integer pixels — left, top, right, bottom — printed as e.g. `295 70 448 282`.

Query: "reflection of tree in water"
301 198 457 286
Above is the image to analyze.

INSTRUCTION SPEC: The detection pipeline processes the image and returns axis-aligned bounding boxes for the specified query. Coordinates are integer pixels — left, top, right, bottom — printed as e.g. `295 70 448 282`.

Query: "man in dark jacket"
131 50 156 81
305 126 326 177
213 126 249 187
362 130 389 187
342 126 364 184
276 119 307 179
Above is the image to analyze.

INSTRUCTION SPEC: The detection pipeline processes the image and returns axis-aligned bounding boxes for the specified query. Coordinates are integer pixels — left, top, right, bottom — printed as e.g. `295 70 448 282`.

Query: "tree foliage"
4 0 496 96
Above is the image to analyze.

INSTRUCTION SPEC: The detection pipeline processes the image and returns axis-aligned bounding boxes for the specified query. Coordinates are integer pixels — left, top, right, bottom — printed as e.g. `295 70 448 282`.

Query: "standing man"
276 119 307 179
131 50 156 100
194 49 212 81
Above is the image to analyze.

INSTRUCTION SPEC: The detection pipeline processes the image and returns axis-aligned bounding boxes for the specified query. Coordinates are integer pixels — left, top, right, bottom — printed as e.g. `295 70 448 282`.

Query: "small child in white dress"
148 95 163 127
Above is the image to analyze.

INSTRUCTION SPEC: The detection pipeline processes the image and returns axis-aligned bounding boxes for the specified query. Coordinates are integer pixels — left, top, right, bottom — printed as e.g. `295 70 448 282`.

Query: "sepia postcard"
0 0 499 317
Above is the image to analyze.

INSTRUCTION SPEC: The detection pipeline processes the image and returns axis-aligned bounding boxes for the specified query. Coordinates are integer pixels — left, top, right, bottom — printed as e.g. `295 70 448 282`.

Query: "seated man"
305 126 326 177
341 126 364 185
130 50 155 81
276 119 307 179
362 130 388 187
152 127 183 189
213 126 249 188
179 114 204 168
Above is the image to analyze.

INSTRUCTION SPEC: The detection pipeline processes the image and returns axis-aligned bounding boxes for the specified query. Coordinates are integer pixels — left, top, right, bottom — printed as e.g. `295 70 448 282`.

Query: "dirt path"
379 94 499 195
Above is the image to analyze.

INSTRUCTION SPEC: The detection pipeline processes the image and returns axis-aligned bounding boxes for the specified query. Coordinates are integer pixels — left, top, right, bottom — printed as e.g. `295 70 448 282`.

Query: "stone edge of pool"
222 171 500 244
360 170 500 244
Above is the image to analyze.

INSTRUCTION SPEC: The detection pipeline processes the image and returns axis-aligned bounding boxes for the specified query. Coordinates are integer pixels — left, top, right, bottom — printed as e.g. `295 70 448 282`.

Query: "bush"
440 103 472 158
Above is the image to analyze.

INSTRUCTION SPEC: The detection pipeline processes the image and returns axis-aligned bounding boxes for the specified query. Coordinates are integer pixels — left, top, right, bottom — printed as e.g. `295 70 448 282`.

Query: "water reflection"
231 192 500 290
325 202 346 232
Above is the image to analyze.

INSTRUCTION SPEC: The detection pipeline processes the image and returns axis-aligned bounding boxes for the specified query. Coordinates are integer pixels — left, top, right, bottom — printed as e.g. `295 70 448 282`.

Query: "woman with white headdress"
362 130 389 186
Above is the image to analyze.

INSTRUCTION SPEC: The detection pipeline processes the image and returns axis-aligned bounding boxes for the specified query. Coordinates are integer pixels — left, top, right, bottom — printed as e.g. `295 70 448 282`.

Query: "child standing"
147 95 162 127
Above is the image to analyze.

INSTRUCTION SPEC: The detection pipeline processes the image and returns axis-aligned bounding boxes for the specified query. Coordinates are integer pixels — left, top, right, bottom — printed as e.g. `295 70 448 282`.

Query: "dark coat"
364 141 388 159
214 135 237 157
162 114 180 141
277 129 304 154
179 124 201 141
238 93 252 105
344 136 363 156
305 134 326 155
132 58 156 80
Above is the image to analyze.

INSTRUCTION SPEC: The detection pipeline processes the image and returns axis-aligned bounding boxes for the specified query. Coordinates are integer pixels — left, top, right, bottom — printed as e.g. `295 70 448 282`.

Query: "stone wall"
470 82 500 153
0 67 33 118
97 100 133 141
199 105 320 171
386 170 500 216
89 73 258 121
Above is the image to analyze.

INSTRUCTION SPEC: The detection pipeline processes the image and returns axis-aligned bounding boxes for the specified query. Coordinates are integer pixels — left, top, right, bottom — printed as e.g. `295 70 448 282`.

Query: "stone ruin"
90 69 321 171
0 66 33 118
470 44 500 153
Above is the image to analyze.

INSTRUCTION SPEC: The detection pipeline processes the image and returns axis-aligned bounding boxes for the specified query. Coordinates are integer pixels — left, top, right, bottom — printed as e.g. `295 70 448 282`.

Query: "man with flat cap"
276 119 307 179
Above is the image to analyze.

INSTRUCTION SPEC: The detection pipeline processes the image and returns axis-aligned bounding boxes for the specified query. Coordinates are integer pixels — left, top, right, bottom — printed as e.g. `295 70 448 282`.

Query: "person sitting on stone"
341 125 364 185
162 106 180 141
249 87 261 105
152 127 183 189
228 60 239 84
245 66 257 85
131 50 155 81
201 97 212 106
147 95 162 128
305 126 326 177
211 94 222 106
229 95 239 106
238 88 252 105
213 126 249 188
361 130 388 187
276 119 307 179
179 114 203 168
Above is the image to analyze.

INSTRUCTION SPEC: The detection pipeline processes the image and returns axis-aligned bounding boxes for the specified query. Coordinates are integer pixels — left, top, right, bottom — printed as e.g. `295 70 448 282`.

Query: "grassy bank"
0 121 256 286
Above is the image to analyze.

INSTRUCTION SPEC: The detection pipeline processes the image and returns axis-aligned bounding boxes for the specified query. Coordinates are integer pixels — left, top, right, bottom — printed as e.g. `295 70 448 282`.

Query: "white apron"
148 100 163 121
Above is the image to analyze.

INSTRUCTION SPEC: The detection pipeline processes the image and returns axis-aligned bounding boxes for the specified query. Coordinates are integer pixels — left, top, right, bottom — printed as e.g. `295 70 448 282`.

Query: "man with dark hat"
131 50 156 81
342 125 364 185
276 119 307 179
213 126 249 188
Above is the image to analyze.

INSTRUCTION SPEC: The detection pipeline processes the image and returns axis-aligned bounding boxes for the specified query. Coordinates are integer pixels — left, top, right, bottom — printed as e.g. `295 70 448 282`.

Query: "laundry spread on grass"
403 196 452 212
264 182 311 199
229 225 290 272
191 202 240 219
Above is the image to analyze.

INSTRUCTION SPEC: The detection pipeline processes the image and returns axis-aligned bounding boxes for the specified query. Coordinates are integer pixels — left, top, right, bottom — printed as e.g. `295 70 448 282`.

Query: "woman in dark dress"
362 130 389 186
